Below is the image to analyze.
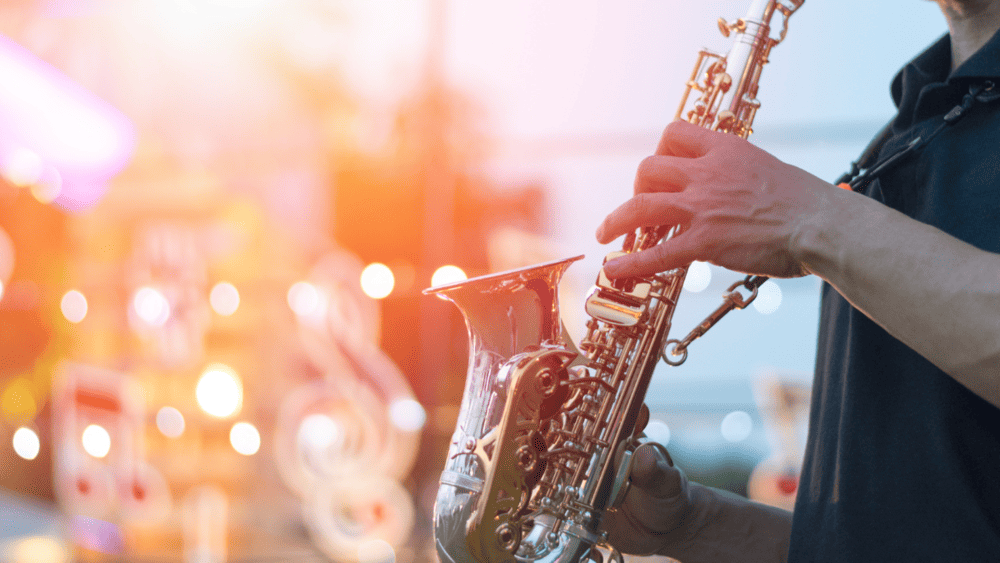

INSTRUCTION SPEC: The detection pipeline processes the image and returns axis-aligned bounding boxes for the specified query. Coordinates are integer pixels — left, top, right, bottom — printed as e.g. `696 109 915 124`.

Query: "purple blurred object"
0 34 134 211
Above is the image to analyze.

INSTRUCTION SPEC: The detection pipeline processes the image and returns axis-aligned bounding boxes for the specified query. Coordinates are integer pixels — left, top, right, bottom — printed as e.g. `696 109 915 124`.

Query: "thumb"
629 443 684 500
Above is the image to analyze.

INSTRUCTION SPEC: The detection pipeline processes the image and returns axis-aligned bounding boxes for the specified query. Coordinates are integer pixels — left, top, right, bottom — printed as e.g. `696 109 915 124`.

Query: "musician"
598 1 1000 561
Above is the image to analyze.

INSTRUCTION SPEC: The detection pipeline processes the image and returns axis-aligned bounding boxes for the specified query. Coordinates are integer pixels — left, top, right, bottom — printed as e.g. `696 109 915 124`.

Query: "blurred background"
0 1 946 562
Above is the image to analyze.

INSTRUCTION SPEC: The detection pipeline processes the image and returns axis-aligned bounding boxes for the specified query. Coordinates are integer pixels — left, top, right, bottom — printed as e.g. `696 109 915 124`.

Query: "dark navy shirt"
787 31 1000 562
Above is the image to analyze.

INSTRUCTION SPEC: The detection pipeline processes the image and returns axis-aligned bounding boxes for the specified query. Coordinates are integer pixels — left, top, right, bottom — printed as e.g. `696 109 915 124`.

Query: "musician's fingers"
596 193 692 245
655 120 721 158
634 155 691 195
602 231 701 279
635 403 650 434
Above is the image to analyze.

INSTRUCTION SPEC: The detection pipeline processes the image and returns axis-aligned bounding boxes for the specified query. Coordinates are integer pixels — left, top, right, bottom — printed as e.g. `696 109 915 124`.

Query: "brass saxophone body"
427 2 804 562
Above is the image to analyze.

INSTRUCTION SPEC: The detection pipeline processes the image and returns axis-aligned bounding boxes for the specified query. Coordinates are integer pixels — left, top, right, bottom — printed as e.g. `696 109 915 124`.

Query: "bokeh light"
683 261 712 293
8 535 69 563
298 413 341 451
12 427 40 460
360 263 394 299
1 147 43 187
60 289 88 323
388 398 426 433
431 265 467 287
29 166 62 203
287 281 322 317
133 286 171 327
753 280 783 315
230 422 260 456
196 364 242 418
721 411 753 442
644 419 671 446
156 406 186 438
82 424 112 458
209 281 240 316
2 378 37 421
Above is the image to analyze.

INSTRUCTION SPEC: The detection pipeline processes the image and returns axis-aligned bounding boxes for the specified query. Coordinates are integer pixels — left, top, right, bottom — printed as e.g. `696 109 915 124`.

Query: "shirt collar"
891 26 1000 108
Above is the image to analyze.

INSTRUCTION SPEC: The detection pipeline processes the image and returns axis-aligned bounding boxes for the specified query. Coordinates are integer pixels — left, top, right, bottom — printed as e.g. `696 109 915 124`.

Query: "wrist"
788 183 872 280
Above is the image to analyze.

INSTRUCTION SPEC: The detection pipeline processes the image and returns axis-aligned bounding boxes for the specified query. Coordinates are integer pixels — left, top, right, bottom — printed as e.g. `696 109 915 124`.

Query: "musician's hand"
600 443 699 557
595 120 837 280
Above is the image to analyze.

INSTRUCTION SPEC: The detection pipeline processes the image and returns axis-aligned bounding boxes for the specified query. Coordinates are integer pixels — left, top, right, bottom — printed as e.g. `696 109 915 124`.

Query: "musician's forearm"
791 187 1000 408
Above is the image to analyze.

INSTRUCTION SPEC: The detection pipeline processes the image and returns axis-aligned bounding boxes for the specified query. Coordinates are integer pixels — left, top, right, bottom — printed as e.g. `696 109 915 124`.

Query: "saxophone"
427 2 804 561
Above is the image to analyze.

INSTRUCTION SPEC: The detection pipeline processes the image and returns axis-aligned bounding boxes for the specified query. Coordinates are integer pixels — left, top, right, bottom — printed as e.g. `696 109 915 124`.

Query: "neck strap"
837 80 999 193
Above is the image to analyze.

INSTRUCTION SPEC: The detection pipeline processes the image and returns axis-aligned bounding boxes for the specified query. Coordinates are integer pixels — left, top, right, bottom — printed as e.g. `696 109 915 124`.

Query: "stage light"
60 289 88 323
721 411 753 443
12 427 40 460
210 282 240 316
82 424 111 458
753 280 782 315
230 422 260 456
389 398 426 432
196 364 242 418
133 286 170 327
360 263 394 299
156 406 185 438
288 281 322 317
683 261 712 293
431 265 467 287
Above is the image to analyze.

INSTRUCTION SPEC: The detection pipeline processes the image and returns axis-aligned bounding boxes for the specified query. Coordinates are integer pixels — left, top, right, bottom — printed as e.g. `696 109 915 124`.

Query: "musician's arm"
791 186 1000 409
602 444 791 563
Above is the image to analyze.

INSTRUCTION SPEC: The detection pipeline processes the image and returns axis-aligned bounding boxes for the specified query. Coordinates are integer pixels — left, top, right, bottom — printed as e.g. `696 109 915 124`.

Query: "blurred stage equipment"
425 1 805 561
52 363 171 528
275 249 421 562
127 223 210 367
747 371 811 511
0 34 134 210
